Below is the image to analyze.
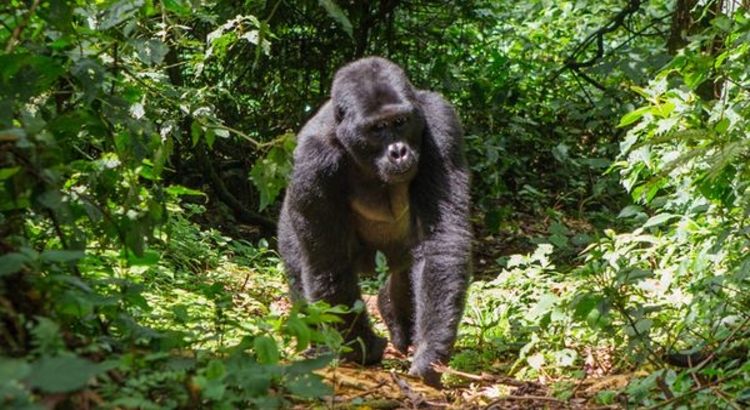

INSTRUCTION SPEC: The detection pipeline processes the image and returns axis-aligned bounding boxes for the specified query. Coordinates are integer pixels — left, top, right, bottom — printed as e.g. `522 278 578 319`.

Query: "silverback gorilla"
277 57 471 387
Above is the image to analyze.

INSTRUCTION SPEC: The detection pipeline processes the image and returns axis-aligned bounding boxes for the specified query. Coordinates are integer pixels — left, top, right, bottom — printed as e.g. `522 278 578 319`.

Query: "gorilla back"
278 56 471 387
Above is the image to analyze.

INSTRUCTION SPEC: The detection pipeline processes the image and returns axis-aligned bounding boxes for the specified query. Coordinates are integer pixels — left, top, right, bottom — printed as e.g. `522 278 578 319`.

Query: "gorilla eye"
373 122 387 132
393 116 408 127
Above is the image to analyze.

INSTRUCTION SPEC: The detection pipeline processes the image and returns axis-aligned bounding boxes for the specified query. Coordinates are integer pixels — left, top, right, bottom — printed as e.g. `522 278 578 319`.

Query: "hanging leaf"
318 0 353 38
642 213 679 229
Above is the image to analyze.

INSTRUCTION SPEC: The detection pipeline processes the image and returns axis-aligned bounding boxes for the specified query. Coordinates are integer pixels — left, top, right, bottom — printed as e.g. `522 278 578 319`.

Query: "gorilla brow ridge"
332 57 415 118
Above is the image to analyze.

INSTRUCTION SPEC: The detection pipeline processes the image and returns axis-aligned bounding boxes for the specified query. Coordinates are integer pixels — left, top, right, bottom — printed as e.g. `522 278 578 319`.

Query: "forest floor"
303 294 633 410
269 213 634 409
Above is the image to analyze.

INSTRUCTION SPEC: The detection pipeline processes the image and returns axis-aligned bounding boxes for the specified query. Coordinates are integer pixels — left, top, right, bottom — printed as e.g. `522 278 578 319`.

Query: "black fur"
278 57 471 387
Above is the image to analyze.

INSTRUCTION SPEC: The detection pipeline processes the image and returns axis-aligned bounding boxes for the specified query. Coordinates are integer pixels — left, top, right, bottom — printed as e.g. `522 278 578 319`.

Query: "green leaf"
618 205 643 218
285 316 311 352
285 374 332 398
711 15 733 32
0 166 20 180
162 0 191 15
714 117 730 134
642 213 679 229
27 356 107 393
586 308 602 329
0 253 29 277
250 146 292 212
572 294 599 320
193 374 226 401
554 348 577 367
136 39 169 65
624 268 653 284
655 102 675 118
549 222 568 235
204 359 226 380
618 106 654 127
286 354 334 376
191 121 202 147
40 250 85 263
634 318 653 335
0 358 32 381
99 0 144 30
253 336 279 365
241 372 273 397
205 128 216 148
165 185 204 197
548 234 568 248
128 249 160 266
530 293 557 320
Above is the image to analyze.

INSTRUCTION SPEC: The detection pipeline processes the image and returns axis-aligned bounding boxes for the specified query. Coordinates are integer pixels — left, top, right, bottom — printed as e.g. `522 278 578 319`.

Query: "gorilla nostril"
389 142 409 161
389 144 401 159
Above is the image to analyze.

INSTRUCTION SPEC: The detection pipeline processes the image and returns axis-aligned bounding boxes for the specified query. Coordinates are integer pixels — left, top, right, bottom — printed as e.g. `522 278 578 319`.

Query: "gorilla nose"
388 142 410 163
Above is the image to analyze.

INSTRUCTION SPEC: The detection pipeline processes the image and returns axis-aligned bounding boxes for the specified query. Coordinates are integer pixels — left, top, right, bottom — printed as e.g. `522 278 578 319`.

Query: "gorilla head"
278 56 472 388
331 57 426 184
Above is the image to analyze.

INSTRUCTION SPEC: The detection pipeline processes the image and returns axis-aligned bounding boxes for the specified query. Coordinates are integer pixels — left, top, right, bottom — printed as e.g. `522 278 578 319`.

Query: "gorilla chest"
349 184 413 249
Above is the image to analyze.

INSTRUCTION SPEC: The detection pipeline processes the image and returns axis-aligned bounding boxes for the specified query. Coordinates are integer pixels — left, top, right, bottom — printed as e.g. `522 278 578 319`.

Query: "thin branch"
566 0 643 70
196 144 277 235
432 364 526 387
205 122 280 150
644 374 740 410
486 394 568 409
549 0 644 86
5 0 41 53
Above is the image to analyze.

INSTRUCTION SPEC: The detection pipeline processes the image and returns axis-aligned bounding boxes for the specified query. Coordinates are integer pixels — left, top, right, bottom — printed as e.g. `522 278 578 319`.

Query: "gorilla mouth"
384 163 417 182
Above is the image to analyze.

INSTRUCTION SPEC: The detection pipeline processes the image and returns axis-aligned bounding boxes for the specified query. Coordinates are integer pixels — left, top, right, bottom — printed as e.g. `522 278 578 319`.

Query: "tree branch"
5 0 41 53
549 0 644 88
196 144 277 235
565 0 642 70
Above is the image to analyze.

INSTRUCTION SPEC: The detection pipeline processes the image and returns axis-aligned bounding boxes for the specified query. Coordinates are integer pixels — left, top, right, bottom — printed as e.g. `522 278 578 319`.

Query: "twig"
432 364 525 387
549 0 644 89
121 66 278 150
712 387 743 410
565 0 642 71
390 372 424 408
5 0 40 53
486 394 567 409
644 375 737 410
341 379 388 401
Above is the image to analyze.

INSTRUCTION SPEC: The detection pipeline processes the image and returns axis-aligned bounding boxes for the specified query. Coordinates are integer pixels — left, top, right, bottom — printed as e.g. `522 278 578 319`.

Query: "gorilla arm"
279 103 387 364
408 91 472 385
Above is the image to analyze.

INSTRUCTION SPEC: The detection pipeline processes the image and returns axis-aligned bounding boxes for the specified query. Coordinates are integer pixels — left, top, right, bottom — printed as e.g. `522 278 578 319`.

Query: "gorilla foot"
390 330 411 354
409 363 442 388
409 348 447 388
341 334 387 366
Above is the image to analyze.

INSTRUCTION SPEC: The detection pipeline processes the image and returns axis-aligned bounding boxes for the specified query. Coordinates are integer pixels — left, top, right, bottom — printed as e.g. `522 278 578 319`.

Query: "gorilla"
277 56 471 387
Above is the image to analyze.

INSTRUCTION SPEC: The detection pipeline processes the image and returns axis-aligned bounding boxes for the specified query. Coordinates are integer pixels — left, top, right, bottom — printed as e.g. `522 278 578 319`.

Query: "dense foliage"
1 0 749 408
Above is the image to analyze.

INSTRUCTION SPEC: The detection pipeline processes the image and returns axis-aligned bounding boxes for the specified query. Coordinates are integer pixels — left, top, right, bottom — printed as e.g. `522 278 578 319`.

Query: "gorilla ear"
335 105 346 123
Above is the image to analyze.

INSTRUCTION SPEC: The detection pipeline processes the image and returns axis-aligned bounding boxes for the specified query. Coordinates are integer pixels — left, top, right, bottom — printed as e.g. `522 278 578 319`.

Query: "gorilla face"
331 58 426 184
367 110 423 183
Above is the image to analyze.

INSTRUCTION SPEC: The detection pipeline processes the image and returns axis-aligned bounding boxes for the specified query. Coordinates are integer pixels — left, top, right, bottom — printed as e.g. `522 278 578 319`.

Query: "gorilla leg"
277 223 304 301
408 250 469 387
339 310 388 365
377 270 414 353
300 264 386 366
